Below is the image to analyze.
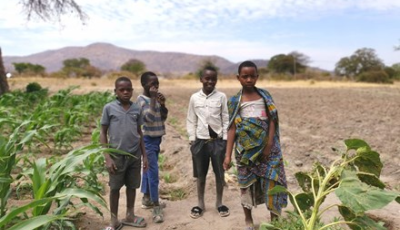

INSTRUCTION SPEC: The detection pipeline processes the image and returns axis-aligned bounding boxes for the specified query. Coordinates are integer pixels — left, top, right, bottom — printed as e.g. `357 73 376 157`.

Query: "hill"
3 43 268 75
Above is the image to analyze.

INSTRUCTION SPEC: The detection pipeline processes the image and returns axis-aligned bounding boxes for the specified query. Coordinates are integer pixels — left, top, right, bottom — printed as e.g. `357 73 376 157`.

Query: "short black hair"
238 61 258 75
115 76 132 88
200 66 218 78
140 71 157 86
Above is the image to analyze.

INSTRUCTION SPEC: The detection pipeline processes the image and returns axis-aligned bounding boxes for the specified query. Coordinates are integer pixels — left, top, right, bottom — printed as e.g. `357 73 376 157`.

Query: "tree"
120 59 146 76
268 52 307 75
390 63 400 80
196 58 220 77
334 48 384 77
61 58 100 78
13 62 46 75
0 0 86 95
0 48 9 95
22 0 87 22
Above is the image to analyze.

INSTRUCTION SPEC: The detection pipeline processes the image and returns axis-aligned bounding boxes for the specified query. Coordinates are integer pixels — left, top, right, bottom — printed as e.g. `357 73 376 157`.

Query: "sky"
0 0 400 71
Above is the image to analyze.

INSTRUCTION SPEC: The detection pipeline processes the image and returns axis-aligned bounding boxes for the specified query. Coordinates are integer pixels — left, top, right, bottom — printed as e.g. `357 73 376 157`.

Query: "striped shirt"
137 95 168 137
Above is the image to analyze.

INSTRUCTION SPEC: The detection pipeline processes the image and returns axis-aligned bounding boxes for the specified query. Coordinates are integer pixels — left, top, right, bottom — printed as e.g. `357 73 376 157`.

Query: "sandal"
152 206 164 223
190 206 203 219
103 222 123 230
244 224 255 230
121 216 146 228
217 205 230 217
141 198 167 209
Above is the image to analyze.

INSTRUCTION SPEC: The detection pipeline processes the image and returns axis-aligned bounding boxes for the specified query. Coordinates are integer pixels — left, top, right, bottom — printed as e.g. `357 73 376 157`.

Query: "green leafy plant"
13 145 110 229
26 82 43 93
264 139 400 230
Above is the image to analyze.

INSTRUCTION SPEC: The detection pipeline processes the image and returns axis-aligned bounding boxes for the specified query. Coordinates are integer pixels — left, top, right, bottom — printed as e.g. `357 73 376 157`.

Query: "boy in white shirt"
186 66 230 219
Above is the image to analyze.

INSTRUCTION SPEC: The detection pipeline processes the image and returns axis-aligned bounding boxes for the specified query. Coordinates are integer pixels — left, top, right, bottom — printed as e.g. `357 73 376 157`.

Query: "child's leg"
108 155 125 228
210 139 226 208
109 188 120 227
122 157 147 227
147 147 160 205
243 206 254 228
143 136 162 205
126 188 136 218
270 212 278 221
197 176 206 210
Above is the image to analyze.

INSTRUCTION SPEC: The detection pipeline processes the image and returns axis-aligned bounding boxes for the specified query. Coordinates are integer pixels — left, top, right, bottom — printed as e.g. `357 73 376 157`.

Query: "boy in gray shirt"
100 76 148 229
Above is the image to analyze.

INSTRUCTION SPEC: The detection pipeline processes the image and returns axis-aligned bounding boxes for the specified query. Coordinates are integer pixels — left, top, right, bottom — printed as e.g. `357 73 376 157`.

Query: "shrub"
26 82 43 92
356 70 392 84
263 139 400 230
106 71 138 80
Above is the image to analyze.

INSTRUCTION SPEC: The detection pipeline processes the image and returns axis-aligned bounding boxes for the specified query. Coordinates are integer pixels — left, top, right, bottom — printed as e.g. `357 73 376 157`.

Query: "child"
100 76 148 229
223 61 287 230
137 71 168 223
186 66 230 219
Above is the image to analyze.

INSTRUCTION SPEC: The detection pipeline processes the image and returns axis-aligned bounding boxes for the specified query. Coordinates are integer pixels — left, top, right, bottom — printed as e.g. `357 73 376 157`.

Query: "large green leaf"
356 172 385 189
58 188 107 209
295 172 312 192
259 222 282 230
336 170 399 213
0 196 63 227
338 205 386 230
267 185 288 195
291 192 314 211
354 149 382 177
7 215 64 230
345 139 370 151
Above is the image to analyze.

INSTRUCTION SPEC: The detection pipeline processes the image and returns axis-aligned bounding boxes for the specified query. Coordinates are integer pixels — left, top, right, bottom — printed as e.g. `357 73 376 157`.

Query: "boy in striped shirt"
137 71 168 223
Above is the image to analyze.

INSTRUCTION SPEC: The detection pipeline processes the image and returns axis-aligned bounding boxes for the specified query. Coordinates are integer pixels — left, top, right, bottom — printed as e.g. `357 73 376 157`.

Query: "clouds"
1 0 399 70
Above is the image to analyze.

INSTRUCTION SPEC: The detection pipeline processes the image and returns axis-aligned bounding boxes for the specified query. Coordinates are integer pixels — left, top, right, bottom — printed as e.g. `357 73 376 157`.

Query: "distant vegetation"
120 58 146 77
4 47 400 85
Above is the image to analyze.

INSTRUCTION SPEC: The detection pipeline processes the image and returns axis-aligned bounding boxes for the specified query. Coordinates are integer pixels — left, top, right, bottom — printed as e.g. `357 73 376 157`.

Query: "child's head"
114 76 133 102
140 71 159 95
200 66 218 95
237 61 259 89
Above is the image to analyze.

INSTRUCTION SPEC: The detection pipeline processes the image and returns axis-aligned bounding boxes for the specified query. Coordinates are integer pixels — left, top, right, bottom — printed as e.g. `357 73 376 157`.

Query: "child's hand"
223 156 232 171
149 86 158 98
142 156 149 172
157 92 166 105
105 158 117 174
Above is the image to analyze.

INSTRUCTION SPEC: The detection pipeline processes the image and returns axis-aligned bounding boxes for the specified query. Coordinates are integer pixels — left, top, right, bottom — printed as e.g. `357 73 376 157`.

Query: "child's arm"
100 125 117 174
263 118 276 158
140 86 159 123
138 126 148 171
223 124 236 170
221 95 229 140
186 96 197 143
158 92 168 121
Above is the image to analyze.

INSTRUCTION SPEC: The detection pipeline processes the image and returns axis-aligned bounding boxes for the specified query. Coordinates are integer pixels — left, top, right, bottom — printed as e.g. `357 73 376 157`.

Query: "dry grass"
8 77 400 94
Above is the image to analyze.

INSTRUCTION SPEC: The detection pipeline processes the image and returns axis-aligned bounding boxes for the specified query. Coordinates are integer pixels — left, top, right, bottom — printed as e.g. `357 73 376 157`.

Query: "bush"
106 71 139 80
356 70 392 84
26 82 42 92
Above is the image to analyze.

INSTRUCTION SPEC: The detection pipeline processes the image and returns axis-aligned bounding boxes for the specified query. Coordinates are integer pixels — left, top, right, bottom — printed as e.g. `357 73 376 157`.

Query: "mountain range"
3 42 268 75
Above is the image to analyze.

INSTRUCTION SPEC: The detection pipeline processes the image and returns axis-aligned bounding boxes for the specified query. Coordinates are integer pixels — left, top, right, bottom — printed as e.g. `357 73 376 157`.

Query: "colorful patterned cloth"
228 87 287 214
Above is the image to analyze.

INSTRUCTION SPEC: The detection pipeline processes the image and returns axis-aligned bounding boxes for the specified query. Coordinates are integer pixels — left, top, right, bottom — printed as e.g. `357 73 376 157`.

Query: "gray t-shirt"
100 99 143 156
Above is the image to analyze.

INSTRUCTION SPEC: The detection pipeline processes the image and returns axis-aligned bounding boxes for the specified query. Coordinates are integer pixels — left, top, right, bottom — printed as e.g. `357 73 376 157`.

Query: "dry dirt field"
8 78 400 230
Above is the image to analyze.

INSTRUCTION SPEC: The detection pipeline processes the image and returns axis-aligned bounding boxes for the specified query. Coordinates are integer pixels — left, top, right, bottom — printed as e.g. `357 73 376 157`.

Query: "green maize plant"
0 119 48 225
262 139 400 230
15 144 111 229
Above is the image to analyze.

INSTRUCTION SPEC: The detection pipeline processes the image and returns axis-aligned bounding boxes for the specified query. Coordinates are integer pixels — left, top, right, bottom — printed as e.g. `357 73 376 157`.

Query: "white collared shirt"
186 89 229 141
